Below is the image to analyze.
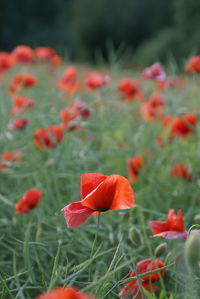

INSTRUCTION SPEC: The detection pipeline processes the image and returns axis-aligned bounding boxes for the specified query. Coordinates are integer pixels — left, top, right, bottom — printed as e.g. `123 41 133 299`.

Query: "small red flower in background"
16 189 42 215
34 125 64 150
61 173 135 228
85 72 110 90
185 56 200 73
9 118 29 130
119 258 165 299
35 286 97 299
9 73 38 96
170 114 197 141
141 93 165 122
0 52 15 73
127 155 143 183
149 209 187 239
50 55 62 68
57 66 81 94
0 151 21 171
12 45 33 64
143 62 166 82
171 163 192 182
10 96 35 115
118 78 143 101
35 47 56 62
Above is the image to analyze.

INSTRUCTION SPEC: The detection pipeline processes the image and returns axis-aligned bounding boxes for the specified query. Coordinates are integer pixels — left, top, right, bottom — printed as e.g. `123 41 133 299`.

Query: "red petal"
80 173 107 199
152 230 187 239
61 202 93 228
149 220 169 234
82 175 134 211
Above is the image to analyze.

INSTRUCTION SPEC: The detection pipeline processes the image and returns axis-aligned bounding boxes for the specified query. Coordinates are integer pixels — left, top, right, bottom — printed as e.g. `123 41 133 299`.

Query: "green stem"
89 213 101 281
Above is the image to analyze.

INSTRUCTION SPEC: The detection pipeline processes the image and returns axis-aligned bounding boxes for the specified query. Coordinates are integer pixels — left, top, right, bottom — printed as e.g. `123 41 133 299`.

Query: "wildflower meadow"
0 46 200 298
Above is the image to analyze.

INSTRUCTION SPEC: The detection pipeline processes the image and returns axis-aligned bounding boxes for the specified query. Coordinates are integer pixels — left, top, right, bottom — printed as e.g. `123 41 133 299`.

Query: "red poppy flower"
12 45 33 64
9 118 29 130
35 47 56 62
118 78 142 101
50 55 62 68
61 173 135 228
143 63 166 82
85 72 110 90
10 96 35 115
170 114 197 140
149 209 187 239
0 151 21 171
16 189 42 215
119 258 165 299
35 286 96 299
9 73 38 96
141 93 165 122
34 125 64 150
185 56 200 73
57 66 81 94
127 155 143 183
171 163 192 182
0 52 15 73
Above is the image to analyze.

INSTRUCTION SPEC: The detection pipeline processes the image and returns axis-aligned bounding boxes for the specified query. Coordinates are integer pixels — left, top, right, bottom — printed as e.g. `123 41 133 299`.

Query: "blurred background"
0 0 200 65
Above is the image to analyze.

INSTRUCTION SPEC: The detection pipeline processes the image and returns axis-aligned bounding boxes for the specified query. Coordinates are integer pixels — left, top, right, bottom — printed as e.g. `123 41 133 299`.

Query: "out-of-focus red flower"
149 209 187 239
34 125 64 150
16 189 42 215
170 114 197 140
9 118 29 130
185 56 200 73
10 96 35 115
118 78 143 101
85 72 110 90
9 73 38 96
61 173 135 228
143 63 166 82
119 258 165 299
12 45 33 64
141 93 165 122
127 155 143 183
60 100 93 129
0 52 15 73
57 66 82 94
0 151 21 171
35 47 56 62
35 286 97 299
171 163 192 182
50 55 62 68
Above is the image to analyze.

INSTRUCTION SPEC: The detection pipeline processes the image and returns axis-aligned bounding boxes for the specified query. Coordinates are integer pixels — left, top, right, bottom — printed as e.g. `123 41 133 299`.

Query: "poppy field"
1 46 200 299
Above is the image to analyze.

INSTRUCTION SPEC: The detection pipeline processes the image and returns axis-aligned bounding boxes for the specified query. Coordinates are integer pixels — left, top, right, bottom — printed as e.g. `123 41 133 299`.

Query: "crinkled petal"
152 230 187 239
80 173 107 199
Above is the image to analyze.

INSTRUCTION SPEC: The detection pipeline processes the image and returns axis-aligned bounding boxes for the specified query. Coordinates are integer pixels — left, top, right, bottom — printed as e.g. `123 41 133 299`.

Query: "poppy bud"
155 242 167 257
194 214 200 224
128 227 143 246
184 232 200 276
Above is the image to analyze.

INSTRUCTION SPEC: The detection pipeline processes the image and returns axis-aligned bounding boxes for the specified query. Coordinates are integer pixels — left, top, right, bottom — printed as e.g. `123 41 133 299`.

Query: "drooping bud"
155 242 167 257
128 227 143 246
194 214 200 225
184 232 200 276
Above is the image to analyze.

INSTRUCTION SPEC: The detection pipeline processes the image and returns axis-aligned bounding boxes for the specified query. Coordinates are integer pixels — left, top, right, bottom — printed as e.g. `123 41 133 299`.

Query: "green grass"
0 63 200 298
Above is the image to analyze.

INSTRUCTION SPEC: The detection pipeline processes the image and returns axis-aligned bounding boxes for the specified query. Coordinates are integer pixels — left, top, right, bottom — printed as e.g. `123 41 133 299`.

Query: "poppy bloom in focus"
149 209 187 239
34 286 97 299
141 93 165 122
143 63 166 82
127 155 143 183
12 45 33 64
10 96 35 115
118 78 143 101
0 151 21 171
9 118 29 130
185 56 200 73
119 258 165 299
85 72 110 90
16 189 42 215
34 125 64 150
61 173 135 228
171 163 192 182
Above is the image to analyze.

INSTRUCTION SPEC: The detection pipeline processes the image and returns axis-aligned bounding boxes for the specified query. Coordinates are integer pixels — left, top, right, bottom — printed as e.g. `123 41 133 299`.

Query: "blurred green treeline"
0 0 200 65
